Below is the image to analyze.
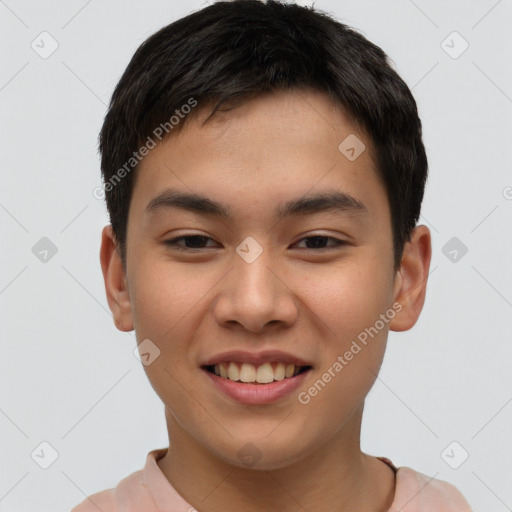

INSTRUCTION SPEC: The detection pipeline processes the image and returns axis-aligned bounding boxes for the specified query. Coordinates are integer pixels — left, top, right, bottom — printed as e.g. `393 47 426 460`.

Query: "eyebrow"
145 188 367 220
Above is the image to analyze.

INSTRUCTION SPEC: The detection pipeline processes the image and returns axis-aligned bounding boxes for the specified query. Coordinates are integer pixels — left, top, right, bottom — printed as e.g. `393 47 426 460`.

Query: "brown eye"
164 235 219 250
293 236 348 250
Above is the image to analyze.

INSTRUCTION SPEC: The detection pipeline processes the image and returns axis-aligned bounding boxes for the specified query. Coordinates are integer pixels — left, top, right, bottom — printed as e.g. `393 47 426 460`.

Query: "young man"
72 1 473 510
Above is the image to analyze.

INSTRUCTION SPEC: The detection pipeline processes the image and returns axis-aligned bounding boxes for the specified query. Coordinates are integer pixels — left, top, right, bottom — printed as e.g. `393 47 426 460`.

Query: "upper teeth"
214 362 301 383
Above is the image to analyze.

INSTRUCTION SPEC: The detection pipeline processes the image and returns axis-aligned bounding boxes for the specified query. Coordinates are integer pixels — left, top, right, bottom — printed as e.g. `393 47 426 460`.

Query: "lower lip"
203 368 311 405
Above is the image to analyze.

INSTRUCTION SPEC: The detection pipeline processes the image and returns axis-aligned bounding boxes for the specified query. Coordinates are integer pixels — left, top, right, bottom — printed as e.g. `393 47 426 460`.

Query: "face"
101 89 430 470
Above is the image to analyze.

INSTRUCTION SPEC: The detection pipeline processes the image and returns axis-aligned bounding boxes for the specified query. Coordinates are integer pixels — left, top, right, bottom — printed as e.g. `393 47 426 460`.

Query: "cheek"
128 258 225 390
129 256 211 338
295 259 392 402
299 258 393 341
129 261 202 415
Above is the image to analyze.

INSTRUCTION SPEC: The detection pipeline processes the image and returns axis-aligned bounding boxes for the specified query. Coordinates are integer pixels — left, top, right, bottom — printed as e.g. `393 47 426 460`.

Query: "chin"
210 435 315 472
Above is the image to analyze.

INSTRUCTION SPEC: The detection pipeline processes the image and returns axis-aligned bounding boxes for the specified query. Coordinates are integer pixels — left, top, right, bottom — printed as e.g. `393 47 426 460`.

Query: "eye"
293 235 348 250
163 235 219 251
163 234 348 251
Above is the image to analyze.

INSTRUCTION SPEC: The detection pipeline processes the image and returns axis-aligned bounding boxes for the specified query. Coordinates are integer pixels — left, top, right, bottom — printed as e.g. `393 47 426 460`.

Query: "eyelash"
163 234 348 251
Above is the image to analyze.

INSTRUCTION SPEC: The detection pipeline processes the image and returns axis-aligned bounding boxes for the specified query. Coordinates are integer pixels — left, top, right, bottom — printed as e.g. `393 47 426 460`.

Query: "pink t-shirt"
71 448 473 512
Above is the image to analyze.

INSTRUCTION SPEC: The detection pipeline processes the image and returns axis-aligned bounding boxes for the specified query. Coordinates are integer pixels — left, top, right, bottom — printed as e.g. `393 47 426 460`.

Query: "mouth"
203 362 313 384
200 350 314 404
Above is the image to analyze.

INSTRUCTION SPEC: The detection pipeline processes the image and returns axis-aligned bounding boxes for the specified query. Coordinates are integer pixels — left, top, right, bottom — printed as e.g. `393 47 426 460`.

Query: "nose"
212 245 298 333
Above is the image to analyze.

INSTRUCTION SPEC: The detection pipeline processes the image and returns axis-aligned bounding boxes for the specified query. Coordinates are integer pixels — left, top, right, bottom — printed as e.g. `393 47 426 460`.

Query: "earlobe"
99 225 134 332
389 225 432 332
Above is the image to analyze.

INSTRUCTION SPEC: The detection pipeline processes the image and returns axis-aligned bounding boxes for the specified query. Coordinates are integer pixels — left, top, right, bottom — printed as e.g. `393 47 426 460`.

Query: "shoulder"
70 468 154 512
392 466 473 512
70 487 117 512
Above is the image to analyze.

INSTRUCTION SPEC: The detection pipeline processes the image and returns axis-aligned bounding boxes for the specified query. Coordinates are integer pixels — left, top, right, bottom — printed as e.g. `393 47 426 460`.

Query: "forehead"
131 89 386 225
177 89 370 157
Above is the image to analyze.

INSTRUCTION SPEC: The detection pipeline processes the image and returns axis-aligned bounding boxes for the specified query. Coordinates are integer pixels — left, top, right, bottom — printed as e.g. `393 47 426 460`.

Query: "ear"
389 225 432 332
99 225 134 332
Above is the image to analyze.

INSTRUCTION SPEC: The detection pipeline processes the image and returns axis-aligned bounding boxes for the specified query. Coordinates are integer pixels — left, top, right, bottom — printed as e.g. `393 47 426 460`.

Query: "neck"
157 407 396 512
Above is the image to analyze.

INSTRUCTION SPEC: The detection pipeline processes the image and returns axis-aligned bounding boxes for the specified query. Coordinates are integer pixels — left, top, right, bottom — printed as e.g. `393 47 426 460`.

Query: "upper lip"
201 349 313 368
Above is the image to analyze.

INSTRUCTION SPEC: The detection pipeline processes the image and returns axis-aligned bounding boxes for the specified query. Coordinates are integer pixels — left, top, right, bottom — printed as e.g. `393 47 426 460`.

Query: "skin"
100 89 431 512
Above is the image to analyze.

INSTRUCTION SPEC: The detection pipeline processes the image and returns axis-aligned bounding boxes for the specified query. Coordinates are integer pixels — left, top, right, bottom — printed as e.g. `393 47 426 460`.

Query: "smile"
205 362 312 384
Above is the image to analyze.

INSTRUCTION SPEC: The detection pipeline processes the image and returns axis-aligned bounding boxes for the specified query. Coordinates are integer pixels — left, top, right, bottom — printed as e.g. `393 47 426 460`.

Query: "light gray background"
1 0 511 510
